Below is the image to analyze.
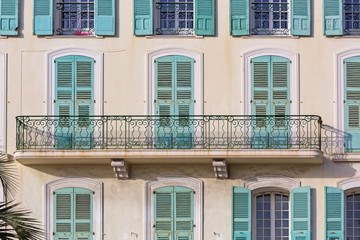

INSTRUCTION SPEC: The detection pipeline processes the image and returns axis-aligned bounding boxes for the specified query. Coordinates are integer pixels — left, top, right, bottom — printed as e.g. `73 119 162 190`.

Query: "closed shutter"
323 0 343 36
74 188 93 240
325 187 344 240
134 0 153 35
230 0 249 36
344 57 360 152
95 0 115 35
291 0 311 36
54 188 74 240
33 0 53 35
291 186 311 240
154 187 174 240
0 0 18 35
195 0 215 35
232 187 251 240
174 187 194 240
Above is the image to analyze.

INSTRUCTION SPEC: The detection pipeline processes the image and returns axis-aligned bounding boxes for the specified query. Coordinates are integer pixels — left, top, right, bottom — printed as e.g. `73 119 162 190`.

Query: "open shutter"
323 0 343 36
54 188 74 240
74 188 93 240
291 186 311 240
95 0 115 35
154 187 174 240
344 57 360 152
232 187 251 240
325 187 344 240
134 0 153 35
174 187 194 240
195 0 215 35
291 0 311 36
230 0 249 36
0 0 18 35
33 0 53 35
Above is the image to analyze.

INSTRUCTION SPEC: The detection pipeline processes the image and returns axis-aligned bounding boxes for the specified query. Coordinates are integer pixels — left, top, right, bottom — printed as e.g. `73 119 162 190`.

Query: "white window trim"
244 175 300 191
45 177 103 240
46 47 104 115
338 177 360 190
0 52 6 153
145 175 203 240
148 48 204 116
242 48 299 115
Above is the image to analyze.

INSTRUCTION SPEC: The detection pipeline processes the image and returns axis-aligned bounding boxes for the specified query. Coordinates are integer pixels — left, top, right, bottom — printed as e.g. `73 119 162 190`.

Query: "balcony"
14 115 323 165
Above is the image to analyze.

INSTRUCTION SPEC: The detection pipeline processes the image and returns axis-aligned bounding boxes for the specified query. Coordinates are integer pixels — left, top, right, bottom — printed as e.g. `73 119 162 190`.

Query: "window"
33 0 115 36
0 0 18 35
230 0 311 36
134 0 214 36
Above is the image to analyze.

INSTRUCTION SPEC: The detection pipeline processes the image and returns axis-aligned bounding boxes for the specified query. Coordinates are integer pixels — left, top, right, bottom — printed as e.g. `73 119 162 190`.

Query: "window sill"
145 35 204 39
0 36 8 39
239 35 299 39
334 35 360 39
44 35 103 39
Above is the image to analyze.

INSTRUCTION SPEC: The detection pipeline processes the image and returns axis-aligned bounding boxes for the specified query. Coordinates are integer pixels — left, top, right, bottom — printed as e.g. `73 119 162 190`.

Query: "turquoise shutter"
325 187 344 240
95 0 115 35
74 188 93 240
195 0 215 36
230 0 249 36
33 0 53 35
291 0 311 36
154 187 174 240
133 0 153 35
291 186 311 240
323 0 343 36
0 0 18 35
54 188 74 240
174 187 194 240
344 57 360 152
232 187 251 240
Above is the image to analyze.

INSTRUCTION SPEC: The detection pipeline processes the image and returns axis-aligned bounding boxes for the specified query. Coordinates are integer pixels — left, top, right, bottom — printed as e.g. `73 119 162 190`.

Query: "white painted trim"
338 177 360 190
147 48 204 116
46 47 104 115
244 175 301 190
0 52 6 153
145 176 203 240
45 177 103 240
242 48 300 115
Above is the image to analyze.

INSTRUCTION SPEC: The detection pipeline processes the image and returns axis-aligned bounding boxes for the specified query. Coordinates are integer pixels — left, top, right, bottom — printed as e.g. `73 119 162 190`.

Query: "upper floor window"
0 0 19 36
134 0 214 36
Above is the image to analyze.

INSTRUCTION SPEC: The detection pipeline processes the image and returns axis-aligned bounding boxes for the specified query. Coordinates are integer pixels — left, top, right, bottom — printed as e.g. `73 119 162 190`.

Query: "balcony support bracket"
212 159 228 179
111 159 130 180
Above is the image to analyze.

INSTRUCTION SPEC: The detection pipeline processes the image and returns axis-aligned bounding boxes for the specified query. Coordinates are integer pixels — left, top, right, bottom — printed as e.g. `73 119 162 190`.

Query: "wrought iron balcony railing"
16 115 322 151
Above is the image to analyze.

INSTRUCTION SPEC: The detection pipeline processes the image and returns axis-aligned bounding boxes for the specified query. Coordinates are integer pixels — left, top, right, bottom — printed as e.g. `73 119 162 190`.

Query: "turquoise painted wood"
291 186 311 240
0 0 18 35
291 0 311 36
33 0 53 35
174 186 194 240
195 0 215 35
344 57 360 152
323 0 343 35
232 187 251 240
95 0 115 35
54 188 74 240
325 187 344 240
230 0 249 36
74 188 93 240
133 0 153 35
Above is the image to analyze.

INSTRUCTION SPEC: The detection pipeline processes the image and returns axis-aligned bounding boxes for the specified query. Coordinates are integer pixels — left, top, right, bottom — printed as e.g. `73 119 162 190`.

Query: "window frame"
0 52 6 153
343 0 360 36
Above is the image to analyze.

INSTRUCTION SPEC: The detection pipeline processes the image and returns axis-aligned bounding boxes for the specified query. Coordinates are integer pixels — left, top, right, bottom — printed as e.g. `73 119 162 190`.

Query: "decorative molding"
244 175 301 190
242 48 299 115
46 47 104 115
145 176 203 240
45 177 104 240
111 159 130 179
338 177 360 190
147 48 204 116
0 52 6 153
212 159 228 179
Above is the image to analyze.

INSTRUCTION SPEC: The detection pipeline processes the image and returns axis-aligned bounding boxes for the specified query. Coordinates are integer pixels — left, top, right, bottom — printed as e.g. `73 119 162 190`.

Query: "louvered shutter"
291 186 311 240
230 0 249 36
134 0 153 35
291 0 311 36
74 188 93 240
54 188 74 240
325 187 344 240
232 187 251 240
154 187 174 240
344 57 360 152
174 187 194 240
195 0 215 35
0 0 18 35
95 0 115 35
323 0 343 36
33 0 53 35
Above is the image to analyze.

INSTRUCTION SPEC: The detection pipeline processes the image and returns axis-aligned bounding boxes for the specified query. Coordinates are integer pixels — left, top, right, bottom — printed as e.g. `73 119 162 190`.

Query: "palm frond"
0 153 18 199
